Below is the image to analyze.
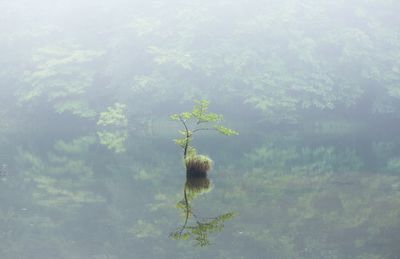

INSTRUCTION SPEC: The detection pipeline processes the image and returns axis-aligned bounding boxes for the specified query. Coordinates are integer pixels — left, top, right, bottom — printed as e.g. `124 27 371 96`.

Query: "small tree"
170 100 238 175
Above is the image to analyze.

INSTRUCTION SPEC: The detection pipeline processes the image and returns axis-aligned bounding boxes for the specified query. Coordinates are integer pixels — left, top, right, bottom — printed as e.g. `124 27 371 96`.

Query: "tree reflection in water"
170 175 234 247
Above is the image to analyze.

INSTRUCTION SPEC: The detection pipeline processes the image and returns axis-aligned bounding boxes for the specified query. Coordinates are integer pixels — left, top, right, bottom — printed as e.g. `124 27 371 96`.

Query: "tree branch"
178 115 191 159
192 127 217 133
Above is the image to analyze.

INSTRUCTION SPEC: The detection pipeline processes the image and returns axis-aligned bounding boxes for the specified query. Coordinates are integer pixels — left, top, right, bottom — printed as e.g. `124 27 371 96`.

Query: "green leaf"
170 100 238 153
97 103 128 127
214 125 239 136
170 114 180 120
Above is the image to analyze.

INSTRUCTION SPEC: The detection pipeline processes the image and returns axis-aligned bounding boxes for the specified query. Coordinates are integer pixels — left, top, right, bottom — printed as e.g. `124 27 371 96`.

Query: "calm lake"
1 111 400 259
1 0 400 258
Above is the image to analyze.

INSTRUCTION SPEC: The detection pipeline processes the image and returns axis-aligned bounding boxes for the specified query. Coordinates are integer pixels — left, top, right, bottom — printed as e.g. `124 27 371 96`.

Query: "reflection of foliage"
244 143 363 174
226 166 400 258
171 178 233 247
97 103 128 127
128 220 162 238
218 135 400 258
170 212 234 247
310 119 360 136
97 103 128 153
372 141 400 173
97 131 128 153
386 158 400 172
17 136 104 209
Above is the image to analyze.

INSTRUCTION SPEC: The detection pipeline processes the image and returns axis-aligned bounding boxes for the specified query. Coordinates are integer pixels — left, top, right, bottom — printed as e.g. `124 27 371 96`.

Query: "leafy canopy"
170 100 238 157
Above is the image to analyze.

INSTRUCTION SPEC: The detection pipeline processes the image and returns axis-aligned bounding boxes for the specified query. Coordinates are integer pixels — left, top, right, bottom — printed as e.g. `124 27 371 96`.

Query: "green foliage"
53 99 97 118
1 1 400 258
170 100 237 132
386 158 400 173
18 43 102 118
3 0 400 124
97 103 128 153
170 100 238 158
97 130 128 153
244 143 363 175
148 46 193 70
171 212 234 247
214 125 239 136
128 220 162 238
17 136 104 210
54 136 96 154
97 103 128 127
121 0 400 121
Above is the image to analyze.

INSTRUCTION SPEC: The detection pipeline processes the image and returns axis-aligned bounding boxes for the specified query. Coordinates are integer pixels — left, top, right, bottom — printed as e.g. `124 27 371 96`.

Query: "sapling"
170 100 238 176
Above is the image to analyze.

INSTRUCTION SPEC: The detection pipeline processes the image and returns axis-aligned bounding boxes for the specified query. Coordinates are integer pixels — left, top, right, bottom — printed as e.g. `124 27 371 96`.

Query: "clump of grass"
185 155 212 177
185 177 210 194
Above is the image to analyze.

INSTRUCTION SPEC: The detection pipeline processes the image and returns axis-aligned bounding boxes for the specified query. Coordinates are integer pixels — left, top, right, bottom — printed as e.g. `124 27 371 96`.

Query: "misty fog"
1 1 400 258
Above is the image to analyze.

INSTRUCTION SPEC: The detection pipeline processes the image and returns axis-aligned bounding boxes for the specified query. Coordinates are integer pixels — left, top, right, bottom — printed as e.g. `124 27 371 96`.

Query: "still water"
1 0 400 258
1 114 400 259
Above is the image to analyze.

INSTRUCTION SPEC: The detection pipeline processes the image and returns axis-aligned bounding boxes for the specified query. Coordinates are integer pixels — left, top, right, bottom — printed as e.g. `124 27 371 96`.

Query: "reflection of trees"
0 135 109 258
17 136 104 210
96 103 129 153
244 143 364 174
224 137 400 258
170 176 234 247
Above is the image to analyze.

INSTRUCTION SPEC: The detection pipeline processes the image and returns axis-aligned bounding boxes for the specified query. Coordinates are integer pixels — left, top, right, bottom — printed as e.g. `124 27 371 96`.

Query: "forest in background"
1 0 400 127
1 1 400 258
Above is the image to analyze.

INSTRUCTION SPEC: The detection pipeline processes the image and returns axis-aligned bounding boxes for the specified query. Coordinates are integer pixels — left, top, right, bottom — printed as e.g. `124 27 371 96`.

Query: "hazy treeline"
1 0 400 125
1 1 400 258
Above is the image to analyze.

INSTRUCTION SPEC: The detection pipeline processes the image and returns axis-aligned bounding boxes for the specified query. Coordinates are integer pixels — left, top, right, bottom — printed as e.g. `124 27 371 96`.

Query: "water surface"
1 116 400 259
